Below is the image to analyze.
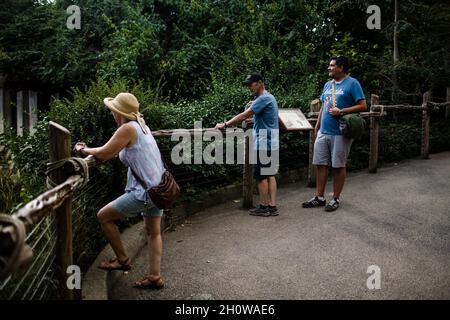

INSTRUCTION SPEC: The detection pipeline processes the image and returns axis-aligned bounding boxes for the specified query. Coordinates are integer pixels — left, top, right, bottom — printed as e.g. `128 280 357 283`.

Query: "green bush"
0 119 49 213
48 78 164 145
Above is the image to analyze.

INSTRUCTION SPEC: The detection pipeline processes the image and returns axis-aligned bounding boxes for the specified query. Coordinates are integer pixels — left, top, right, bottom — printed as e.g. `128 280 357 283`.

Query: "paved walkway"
111 152 450 299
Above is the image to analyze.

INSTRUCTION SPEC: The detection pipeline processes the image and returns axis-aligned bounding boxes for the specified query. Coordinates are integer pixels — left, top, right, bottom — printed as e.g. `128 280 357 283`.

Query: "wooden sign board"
278 109 313 131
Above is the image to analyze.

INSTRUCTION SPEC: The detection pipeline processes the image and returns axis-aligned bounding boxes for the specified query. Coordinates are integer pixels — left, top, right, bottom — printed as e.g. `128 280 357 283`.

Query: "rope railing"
12 155 98 231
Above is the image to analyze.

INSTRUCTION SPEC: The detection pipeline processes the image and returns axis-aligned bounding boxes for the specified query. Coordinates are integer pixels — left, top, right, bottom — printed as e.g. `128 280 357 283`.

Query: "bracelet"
224 121 228 128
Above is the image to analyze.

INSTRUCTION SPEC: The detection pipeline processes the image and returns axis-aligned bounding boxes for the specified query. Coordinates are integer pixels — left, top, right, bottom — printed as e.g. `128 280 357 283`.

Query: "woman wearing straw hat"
74 92 165 289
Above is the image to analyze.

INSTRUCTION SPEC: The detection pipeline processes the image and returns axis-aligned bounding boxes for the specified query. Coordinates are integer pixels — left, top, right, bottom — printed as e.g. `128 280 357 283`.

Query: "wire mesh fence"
71 172 112 274
0 213 58 300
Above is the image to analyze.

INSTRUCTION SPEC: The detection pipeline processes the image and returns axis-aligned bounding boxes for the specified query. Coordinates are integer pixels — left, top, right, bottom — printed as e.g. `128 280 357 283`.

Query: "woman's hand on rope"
73 142 88 157
215 122 226 130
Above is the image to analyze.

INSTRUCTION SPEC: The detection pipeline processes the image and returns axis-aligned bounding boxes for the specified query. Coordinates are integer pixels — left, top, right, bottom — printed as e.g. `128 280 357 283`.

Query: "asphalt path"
111 152 450 299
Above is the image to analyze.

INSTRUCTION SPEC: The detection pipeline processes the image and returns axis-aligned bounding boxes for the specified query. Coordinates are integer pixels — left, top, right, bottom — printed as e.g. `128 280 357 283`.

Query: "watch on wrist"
339 109 344 116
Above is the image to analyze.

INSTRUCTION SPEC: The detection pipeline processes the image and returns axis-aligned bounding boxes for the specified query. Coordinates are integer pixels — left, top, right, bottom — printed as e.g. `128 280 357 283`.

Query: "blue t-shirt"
250 90 279 150
320 76 365 135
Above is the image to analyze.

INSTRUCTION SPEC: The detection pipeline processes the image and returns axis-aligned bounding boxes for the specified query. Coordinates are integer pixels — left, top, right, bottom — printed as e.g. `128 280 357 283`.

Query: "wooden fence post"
28 91 38 135
242 134 254 208
49 121 74 300
3 89 11 130
0 74 4 134
421 91 431 159
0 87 3 134
307 99 320 187
369 94 380 173
16 91 24 136
446 87 450 120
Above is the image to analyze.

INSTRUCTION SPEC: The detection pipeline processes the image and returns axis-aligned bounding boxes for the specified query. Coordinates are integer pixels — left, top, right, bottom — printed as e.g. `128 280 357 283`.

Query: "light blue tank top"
119 121 165 201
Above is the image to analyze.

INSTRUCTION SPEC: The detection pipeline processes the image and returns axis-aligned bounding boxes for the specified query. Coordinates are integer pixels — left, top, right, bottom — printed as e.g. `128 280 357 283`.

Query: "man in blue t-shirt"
215 74 279 217
302 56 366 212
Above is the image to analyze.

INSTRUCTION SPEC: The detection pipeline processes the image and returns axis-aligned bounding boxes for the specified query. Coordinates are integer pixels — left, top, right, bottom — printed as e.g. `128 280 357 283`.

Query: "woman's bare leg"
144 216 162 278
97 204 128 262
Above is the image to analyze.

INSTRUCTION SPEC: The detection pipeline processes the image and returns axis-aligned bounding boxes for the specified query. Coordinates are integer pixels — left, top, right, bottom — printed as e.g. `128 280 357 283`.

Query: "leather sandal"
133 275 164 289
98 257 132 271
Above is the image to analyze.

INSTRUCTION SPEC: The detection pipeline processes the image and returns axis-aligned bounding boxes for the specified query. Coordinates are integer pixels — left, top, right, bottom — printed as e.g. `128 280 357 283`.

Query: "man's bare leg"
333 167 347 199
257 178 270 206
268 176 277 206
316 165 328 197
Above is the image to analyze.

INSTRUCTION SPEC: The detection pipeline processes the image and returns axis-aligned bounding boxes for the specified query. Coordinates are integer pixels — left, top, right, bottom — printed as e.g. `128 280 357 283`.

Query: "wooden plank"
16 91 23 136
369 94 380 173
421 92 431 159
307 130 317 187
371 104 436 111
28 91 38 135
310 99 321 113
3 89 11 130
307 111 384 118
151 127 243 138
0 87 3 134
307 99 321 187
0 74 4 134
49 121 74 300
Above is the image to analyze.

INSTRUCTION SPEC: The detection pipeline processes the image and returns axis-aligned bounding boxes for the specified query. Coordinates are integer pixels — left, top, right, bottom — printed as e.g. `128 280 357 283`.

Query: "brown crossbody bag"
129 155 181 210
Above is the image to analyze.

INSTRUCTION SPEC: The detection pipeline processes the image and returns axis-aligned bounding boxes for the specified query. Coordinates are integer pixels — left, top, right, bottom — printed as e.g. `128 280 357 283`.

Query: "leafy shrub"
0 119 49 213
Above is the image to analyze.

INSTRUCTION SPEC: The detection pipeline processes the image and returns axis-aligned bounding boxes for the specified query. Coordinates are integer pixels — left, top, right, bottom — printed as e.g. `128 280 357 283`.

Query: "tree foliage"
3 0 447 101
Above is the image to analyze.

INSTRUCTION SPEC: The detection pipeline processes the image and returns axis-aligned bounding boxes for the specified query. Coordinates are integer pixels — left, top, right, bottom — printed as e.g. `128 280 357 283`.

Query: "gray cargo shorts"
312 131 353 168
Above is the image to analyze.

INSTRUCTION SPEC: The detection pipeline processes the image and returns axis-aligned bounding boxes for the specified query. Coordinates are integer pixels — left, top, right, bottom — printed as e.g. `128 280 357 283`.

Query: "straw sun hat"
103 92 147 133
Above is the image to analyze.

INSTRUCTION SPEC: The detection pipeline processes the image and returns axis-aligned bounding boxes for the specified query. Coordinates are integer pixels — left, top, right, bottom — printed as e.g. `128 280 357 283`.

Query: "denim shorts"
110 192 163 218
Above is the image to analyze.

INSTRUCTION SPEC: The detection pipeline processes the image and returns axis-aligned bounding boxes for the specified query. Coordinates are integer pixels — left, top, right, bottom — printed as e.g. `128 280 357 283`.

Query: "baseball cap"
242 73 263 86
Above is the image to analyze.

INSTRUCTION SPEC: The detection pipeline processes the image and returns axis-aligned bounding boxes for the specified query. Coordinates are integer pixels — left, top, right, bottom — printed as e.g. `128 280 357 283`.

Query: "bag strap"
136 121 168 169
129 150 168 191
128 125 169 188
129 166 148 190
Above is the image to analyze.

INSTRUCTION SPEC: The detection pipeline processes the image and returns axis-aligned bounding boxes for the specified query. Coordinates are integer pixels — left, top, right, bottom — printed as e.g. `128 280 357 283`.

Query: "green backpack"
340 113 366 139
332 80 366 140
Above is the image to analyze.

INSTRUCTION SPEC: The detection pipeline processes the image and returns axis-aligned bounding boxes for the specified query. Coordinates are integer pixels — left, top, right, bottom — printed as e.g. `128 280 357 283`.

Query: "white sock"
317 196 325 201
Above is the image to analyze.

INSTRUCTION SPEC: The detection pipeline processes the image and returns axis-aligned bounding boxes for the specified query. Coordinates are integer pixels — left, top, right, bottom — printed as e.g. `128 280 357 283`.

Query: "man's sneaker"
325 198 340 212
268 206 279 216
249 204 268 213
302 196 326 208
249 205 269 216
